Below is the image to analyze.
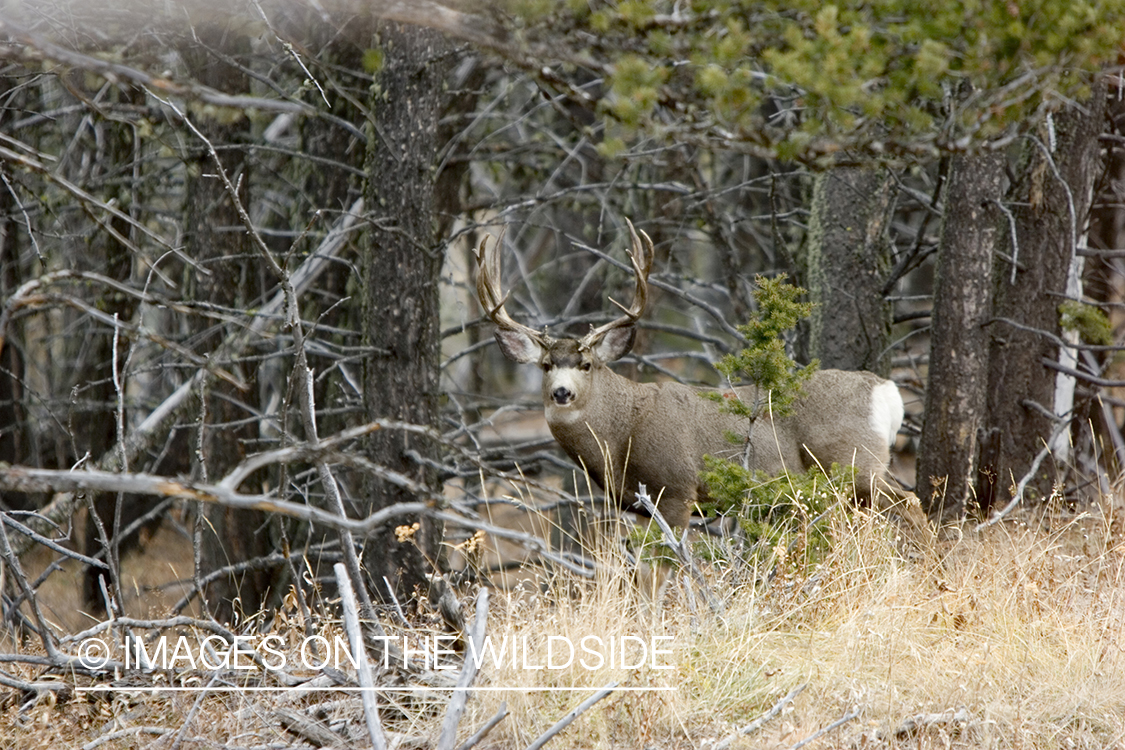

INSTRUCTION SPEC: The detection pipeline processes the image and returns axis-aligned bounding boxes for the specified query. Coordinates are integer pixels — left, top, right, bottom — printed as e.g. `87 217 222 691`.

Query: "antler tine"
474 228 548 343
620 218 653 318
581 218 654 346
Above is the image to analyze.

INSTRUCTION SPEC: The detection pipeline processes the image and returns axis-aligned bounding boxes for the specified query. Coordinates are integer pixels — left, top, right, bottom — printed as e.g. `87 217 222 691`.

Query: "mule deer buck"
476 221 906 530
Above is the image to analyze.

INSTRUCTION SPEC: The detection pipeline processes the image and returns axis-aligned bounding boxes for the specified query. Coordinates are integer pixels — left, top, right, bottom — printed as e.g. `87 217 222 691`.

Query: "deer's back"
642 368 900 498
544 368 900 524
744 368 901 482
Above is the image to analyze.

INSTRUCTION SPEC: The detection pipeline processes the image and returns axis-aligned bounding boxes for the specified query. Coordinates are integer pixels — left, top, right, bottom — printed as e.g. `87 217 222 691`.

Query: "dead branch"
274 707 350 749
0 513 107 570
0 520 62 660
0 670 68 694
437 587 489 750
975 415 1071 530
80 726 174 749
169 545 340 615
3 454 599 590
334 562 387 750
1041 356 1125 387
632 484 724 614
990 317 1125 353
787 705 861 750
454 702 509 750
523 682 618 750
0 143 190 268
0 19 312 115
0 464 431 538
6 197 364 557
0 269 195 354
4 291 246 390
713 682 808 750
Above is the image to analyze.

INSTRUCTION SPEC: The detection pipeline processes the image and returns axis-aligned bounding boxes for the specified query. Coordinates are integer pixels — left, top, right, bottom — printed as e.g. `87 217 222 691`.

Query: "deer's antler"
475 228 551 346
580 219 654 348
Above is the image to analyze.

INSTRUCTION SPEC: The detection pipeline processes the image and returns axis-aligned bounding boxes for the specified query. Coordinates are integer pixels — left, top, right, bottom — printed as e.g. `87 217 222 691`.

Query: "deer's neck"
545 370 648 470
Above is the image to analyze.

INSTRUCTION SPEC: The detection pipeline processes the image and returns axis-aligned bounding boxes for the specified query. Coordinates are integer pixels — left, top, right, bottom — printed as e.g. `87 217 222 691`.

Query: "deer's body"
541 344 902 528
476 222 904 529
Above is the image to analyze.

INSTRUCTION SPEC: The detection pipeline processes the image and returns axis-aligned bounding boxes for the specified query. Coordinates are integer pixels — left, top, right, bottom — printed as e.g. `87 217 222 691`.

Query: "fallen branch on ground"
632 484 724 614
713 682 808 750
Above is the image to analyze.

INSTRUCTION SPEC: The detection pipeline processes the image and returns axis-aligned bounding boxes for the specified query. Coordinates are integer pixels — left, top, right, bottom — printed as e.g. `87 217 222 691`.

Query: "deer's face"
539 339 597 410
494 328 636 415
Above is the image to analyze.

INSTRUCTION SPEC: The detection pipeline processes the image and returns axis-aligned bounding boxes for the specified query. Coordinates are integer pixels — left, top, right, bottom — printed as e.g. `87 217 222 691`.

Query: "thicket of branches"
1 3 1125 742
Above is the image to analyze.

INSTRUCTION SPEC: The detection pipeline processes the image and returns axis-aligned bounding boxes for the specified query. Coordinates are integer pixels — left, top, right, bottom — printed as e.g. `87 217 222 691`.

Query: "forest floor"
1 483 1123 750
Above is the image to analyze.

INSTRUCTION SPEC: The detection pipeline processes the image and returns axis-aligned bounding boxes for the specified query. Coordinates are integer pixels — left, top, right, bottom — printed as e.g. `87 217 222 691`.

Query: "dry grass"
449 496 1125 750
2 491 1123 750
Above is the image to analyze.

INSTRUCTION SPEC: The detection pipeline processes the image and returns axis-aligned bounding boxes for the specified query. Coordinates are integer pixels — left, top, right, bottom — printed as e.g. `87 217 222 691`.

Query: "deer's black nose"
552 387 573 405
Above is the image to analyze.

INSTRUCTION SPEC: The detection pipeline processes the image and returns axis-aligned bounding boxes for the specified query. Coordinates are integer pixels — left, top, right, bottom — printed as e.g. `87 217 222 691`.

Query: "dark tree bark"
0 75 30 511
79 97 142 611
0 203 21 473
1081 96 1125 473
0 157 29 511
978 85 1107 514
182 26 275 622
916 151 1005 519
285 15 371 443
803 167 896 374
360 22 452 605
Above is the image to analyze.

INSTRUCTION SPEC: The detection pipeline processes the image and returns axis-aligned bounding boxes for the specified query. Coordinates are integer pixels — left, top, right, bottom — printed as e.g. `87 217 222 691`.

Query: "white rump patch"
868 380 904 448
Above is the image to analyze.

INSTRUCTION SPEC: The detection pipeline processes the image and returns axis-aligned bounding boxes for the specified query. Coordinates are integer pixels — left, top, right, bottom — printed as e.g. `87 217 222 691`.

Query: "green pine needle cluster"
696 458 856 570
509 0 1125 162
703 274 817 420
1059 299 1113 347
694 274 845 564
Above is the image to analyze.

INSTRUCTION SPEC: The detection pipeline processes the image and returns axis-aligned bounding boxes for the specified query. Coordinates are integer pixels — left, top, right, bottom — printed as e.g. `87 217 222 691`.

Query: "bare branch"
713 683 808 750
0 464 431 537
975 415 1071 530
438 587 489 750
1041 357 1125 387
454 702 509 750
524 683 619 750
0 143 193 268
7 198 364 556
989 317 1125 353
0 19 312 115
786 705 861 750
631 484 724 615
333 563 387 750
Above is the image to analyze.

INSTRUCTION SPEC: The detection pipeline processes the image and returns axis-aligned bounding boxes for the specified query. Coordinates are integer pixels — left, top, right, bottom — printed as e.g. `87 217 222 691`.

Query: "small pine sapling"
698 275 846 568
702 273 817 450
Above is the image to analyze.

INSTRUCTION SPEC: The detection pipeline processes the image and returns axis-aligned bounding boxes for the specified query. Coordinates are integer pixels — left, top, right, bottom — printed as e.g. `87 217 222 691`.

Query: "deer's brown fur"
477 221 905 528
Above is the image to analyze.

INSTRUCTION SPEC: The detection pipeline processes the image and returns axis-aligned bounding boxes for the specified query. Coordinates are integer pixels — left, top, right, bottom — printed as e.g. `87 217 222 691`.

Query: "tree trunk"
360 22 451 606
1082 96 1125 474
182 26 274 622
0 74 30 511
916 151 1004 519
978 86 1106 514
79 93 143 612
803 167 896 374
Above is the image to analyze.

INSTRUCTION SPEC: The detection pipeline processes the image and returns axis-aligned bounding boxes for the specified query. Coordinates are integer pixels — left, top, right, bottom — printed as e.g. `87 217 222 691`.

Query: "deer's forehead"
544 339 588 368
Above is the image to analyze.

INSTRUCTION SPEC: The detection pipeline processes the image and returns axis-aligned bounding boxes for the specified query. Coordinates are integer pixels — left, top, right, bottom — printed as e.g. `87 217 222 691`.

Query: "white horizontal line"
74 685 676 693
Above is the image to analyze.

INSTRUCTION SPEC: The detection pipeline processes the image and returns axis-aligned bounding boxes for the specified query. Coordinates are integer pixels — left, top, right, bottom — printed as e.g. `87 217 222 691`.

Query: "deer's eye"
542 362 553 373
580 362 592 372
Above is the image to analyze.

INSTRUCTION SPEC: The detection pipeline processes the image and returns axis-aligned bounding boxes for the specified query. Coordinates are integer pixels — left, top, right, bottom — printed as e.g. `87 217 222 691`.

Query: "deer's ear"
494 330 543 364
592 326 636 363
